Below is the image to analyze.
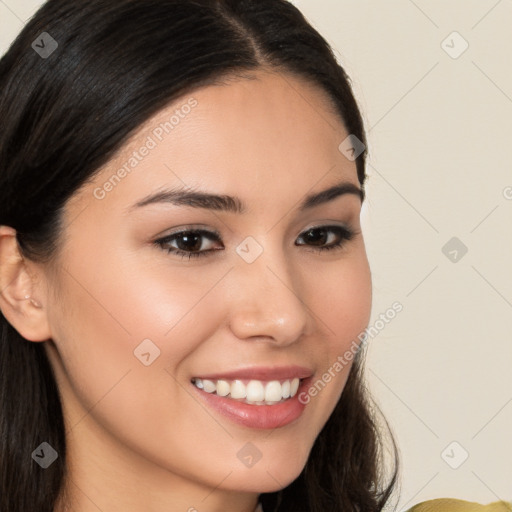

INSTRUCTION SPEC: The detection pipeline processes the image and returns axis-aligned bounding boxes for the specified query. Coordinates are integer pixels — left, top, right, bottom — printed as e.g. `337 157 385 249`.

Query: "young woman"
0 1 510 511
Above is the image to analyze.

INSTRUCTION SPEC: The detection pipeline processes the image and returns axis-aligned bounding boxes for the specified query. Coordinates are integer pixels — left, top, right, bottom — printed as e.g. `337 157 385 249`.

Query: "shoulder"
406 498 512 512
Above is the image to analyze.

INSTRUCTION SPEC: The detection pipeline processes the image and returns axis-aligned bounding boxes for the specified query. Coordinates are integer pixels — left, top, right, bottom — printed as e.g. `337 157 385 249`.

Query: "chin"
225 451 309 494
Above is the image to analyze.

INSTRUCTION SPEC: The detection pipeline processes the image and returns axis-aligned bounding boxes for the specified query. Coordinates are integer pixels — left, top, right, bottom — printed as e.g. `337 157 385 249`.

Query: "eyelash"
153 225 357 260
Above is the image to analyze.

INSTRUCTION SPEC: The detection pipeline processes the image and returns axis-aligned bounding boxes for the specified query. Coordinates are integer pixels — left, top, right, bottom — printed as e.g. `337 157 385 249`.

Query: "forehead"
68 69 357 217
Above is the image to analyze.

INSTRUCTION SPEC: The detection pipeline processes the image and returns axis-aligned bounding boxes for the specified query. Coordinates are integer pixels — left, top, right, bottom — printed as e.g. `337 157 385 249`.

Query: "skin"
0 69 372 512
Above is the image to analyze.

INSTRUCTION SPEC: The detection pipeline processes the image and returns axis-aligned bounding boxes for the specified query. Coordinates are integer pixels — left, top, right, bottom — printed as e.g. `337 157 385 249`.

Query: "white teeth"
192 377 302 404
216 379 230 397
290 377 300 397
231 380 246 399
202 379 216 393
264 380 282 402
281 380 291 399
246 380 265 402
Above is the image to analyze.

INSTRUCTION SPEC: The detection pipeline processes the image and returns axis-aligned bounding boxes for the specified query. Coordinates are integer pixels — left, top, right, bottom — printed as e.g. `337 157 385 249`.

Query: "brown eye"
154 229 222 259
296 225 355 253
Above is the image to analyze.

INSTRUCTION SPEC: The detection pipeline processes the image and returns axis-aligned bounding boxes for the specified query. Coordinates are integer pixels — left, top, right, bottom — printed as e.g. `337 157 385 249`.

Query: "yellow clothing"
407 498 512 511
256 498 512 511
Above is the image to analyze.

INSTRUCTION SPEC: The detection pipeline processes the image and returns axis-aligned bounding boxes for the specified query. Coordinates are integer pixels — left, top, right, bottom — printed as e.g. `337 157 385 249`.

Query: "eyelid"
159 224 221 239
153 222 358 260
301 221 355 234
154 222 355 243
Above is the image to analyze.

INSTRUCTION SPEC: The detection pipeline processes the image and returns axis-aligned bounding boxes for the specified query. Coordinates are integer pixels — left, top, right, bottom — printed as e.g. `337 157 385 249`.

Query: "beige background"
1 1 511 509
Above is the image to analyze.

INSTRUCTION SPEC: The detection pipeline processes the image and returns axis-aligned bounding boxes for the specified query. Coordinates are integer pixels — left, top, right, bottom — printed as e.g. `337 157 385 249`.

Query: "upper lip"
192 365 314 381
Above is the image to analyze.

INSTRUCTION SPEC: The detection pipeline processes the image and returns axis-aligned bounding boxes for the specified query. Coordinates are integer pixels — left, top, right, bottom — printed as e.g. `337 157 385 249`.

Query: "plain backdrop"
1 1 511 510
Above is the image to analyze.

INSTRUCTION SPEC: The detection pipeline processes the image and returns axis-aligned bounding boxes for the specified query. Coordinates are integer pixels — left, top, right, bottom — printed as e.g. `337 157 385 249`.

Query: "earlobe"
22 292 42 309
29 297 43 308
0 225 52 342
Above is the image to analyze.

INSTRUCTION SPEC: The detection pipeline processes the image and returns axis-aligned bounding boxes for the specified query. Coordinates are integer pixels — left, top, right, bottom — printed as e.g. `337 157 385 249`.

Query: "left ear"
0 225 52 342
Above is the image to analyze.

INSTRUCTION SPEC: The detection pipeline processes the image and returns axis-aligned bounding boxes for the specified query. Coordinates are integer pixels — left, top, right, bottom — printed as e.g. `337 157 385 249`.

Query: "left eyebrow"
127 180 364 214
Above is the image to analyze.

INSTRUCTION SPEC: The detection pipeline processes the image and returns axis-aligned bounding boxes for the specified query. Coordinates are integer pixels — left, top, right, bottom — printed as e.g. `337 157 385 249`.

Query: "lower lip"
191 377 313 429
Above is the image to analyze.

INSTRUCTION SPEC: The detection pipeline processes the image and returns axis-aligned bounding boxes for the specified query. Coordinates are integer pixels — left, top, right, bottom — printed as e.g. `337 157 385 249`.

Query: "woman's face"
41 70 372 509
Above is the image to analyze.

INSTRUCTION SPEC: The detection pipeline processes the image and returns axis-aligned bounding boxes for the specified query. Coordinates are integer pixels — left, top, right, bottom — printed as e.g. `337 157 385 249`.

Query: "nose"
225 242 310 347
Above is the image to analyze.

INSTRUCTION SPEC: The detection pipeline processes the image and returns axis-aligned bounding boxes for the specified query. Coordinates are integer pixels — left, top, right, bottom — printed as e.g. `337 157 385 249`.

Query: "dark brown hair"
0 1 399 510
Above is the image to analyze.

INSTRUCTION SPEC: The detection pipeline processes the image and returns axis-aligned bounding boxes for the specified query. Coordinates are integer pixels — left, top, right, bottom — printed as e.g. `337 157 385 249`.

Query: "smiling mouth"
191 377 302 405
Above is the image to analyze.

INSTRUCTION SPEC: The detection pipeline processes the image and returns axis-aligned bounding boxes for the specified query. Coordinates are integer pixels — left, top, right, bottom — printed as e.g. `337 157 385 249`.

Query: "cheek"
306 246 372 352
297 247 371 416
46 250 243 484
